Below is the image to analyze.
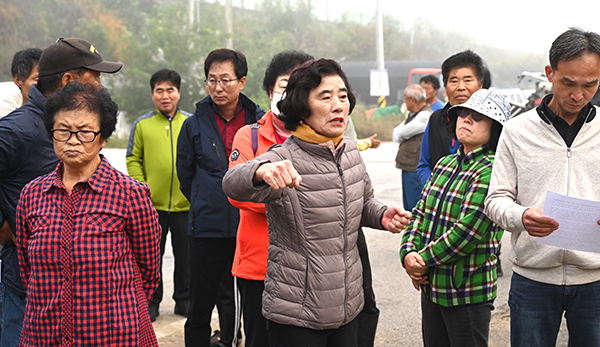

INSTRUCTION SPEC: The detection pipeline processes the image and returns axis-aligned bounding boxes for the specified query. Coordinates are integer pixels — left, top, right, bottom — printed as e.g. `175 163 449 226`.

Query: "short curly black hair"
278 59 356 131
44 82 118 141
262 50 314 96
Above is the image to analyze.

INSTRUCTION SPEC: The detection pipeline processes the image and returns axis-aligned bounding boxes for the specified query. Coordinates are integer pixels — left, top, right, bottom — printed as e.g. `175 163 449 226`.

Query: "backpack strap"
250 122 260 155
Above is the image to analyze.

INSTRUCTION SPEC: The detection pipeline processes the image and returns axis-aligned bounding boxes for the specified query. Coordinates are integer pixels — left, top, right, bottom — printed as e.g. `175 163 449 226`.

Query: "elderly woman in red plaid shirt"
16 82 161 346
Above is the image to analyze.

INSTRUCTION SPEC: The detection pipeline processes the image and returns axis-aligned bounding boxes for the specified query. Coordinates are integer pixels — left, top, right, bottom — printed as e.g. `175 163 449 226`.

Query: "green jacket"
126 109 191 212
400 146 503 307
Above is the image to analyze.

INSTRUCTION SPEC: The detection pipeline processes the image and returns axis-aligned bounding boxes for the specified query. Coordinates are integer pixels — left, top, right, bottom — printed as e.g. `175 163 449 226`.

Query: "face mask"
271 92 284 116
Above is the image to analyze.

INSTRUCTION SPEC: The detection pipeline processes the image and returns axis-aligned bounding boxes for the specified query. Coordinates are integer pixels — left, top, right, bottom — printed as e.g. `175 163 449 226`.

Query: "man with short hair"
0 48 42 117
126 68 191 322
420 75 444 112
177 48 264 347
393 84 432 211
485 28 600 346
0 37 122 347
416 50 485 186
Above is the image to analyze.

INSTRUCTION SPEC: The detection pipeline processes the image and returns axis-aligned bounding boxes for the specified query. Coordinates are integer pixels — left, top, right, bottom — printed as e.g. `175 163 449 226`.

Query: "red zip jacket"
228 111 282 280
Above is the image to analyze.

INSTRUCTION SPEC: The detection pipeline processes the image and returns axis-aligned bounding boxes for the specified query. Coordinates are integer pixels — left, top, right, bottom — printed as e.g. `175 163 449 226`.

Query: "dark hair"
37 68 87 96
278 59 356 131
262 50 314 96
150 68 181 91
44 82 118 141
11 48 42 83
441 50 485 88
482 65 492 89
419 74 440 90
549 28 600 69
446 111 503 152
204 49 247 79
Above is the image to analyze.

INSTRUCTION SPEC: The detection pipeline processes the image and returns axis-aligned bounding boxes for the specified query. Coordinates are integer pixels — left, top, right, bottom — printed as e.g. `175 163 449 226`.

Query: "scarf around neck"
291 123 344 146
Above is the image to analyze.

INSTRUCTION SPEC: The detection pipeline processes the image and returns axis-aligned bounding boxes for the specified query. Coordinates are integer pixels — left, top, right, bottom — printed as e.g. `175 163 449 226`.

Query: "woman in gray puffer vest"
223 59 411 347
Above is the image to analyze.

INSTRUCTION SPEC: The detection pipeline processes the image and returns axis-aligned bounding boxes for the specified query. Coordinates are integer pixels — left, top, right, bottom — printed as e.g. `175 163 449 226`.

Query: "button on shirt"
16 156 161 347
212 102 247 158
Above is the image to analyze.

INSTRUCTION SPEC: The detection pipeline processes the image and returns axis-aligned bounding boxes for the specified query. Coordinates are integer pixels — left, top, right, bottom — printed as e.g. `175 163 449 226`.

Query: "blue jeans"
509 272 600 347
402 170 422 212
0 282 25 347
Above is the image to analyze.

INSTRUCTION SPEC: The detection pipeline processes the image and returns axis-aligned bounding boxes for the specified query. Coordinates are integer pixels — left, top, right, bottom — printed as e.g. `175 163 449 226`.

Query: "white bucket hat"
448 89 511 126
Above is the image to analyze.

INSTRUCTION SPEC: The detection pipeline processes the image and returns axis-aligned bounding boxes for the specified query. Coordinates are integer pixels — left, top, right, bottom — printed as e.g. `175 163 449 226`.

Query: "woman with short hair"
16 82 161 346
223 59 411 347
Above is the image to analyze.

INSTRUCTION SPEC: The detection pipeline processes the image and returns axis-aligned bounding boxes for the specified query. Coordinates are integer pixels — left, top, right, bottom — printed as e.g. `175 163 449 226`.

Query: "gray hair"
404 84 426 102
550 28 600 69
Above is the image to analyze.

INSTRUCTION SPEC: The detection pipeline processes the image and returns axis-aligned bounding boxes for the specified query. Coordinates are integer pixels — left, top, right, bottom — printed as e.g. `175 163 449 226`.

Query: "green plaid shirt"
400 146 503 307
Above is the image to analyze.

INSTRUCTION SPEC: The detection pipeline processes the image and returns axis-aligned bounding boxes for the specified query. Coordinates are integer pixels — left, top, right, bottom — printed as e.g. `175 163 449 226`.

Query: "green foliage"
351 103 405 142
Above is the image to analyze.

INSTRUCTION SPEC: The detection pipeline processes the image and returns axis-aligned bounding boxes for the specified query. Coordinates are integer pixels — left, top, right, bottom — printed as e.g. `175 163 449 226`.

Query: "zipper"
336 157 349 323
168 116 174 213
210 137 225 170
427 155 463 244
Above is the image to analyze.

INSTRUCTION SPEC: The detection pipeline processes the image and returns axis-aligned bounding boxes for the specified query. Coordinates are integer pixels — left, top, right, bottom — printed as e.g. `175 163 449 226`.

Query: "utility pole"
371 0 388 108
188 0 194 25
226 0 233 49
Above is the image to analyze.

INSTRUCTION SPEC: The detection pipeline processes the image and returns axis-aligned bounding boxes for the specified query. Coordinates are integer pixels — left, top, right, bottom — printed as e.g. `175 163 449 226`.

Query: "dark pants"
237 228 378 347
421 292 493 347
185 237 237 347
152 210 190 307
356 227 379 347
237 278 268 347
267 316 358 347
509 273 600 347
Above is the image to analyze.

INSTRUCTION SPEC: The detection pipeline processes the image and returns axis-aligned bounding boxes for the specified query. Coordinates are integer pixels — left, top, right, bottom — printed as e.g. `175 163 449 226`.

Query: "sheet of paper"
538 191 600 253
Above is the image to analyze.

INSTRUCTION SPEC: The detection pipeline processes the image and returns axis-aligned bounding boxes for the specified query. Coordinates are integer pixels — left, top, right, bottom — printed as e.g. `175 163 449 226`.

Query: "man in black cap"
0 37 122 347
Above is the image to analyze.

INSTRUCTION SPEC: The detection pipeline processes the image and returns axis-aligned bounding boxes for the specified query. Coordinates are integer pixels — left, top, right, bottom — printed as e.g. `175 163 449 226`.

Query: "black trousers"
185 237 237 347
237 278 268 347
356 227 379 347
267 316 358 347
421 292 493 347
152 210 190 307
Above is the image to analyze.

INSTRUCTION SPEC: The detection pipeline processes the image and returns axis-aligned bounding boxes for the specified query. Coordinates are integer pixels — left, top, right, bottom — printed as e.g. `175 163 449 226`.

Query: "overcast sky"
242 0 600 55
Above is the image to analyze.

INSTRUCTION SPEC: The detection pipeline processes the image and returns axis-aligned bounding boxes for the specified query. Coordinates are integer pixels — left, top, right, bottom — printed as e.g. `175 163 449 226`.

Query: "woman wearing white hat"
400 89 511 347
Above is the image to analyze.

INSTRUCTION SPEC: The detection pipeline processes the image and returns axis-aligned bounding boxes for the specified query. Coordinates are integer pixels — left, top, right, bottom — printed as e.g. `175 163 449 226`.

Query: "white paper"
369 69 390 96
538 191 600 253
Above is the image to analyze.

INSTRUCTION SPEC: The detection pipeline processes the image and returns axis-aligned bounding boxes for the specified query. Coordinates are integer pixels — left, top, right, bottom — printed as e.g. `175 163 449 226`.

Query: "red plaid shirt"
16 156 161 346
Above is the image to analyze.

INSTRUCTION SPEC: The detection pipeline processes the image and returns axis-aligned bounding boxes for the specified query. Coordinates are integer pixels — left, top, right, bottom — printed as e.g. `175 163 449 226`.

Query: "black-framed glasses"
50 129 101 143
204 78 239 88
457 109 485 122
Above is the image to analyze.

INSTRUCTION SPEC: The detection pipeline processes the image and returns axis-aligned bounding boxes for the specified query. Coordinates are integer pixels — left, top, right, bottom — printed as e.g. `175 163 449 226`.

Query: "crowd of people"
1 27 600 347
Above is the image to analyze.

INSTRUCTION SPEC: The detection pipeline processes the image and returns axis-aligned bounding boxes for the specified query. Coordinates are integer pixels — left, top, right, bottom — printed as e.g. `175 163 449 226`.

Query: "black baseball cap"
38 37 123 77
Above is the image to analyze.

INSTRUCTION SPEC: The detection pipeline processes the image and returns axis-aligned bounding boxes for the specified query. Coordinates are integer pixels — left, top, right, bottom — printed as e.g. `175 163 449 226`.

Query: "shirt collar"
539 94 594 124
210 99 243 121
43 154 110 193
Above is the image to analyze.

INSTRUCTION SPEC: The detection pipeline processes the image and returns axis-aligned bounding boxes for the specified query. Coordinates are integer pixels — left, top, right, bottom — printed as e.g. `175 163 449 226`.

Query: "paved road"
103 144 569 346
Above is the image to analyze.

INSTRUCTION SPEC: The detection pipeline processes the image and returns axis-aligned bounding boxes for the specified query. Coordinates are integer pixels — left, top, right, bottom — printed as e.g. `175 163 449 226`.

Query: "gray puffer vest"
223 136 387 330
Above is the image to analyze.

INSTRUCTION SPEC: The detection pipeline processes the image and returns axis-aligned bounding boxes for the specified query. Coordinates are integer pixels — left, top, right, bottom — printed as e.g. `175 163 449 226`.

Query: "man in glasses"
0 37 121 347
177 48 264 347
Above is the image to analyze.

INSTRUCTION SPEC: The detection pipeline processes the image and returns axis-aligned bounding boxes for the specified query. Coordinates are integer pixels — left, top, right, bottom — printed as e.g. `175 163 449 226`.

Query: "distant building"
342 60 442 107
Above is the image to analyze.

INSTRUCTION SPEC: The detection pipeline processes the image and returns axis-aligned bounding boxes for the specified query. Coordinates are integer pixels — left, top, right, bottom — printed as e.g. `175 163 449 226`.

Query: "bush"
350 103 406 141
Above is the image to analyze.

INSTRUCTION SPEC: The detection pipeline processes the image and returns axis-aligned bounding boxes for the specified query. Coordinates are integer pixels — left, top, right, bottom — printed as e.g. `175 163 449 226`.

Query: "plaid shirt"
400 146 503 307
16 156 161 346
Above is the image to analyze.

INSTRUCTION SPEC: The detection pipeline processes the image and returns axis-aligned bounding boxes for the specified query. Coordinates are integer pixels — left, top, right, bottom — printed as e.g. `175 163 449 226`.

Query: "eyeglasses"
51 129 101 143
204 78 239 88
457 109 485 122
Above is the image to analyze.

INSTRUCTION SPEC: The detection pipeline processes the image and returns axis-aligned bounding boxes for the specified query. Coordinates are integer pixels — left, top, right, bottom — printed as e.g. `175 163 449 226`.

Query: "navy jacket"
177 93 264 238
0 85 59 295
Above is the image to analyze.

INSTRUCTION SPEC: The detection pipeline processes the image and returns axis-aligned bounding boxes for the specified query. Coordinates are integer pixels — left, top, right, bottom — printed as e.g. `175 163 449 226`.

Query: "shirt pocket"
82 213 127 254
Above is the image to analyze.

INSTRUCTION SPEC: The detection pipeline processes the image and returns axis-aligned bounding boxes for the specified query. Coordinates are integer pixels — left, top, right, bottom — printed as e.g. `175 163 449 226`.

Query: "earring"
299 120 303 124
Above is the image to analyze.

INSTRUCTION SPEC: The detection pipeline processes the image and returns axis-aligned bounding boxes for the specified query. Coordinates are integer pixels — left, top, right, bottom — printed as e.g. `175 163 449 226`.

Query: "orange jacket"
228 110 281 280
